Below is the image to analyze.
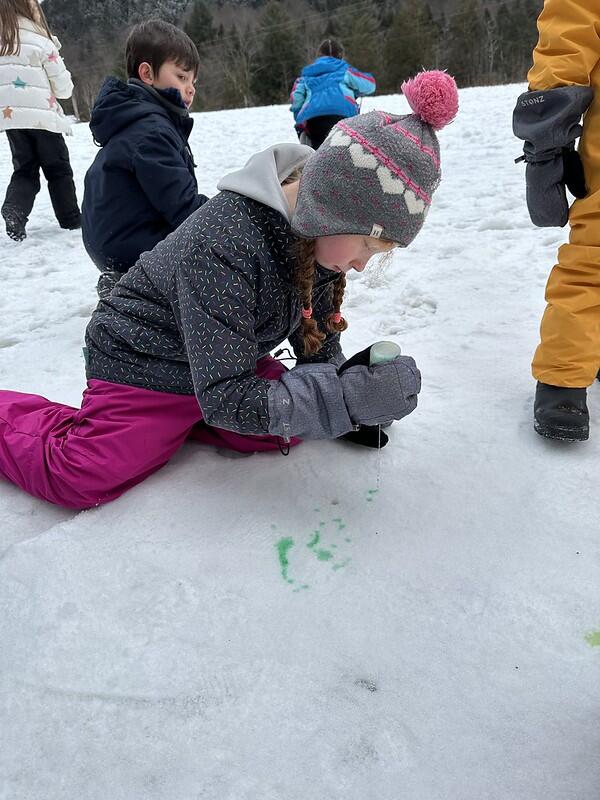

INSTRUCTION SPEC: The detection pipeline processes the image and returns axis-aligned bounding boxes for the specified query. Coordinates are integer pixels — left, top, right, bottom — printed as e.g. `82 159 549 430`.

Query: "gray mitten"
266 357 421 441
512 86 594 227
339 356 421 426
267 363 354 441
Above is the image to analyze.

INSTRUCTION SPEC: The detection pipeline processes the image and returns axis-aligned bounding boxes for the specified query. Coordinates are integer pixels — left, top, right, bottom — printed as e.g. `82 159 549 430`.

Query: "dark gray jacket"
85 145 343 435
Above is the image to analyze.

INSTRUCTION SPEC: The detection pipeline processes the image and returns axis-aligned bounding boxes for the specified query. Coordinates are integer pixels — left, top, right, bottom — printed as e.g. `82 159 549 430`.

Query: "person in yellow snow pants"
513 0 600 441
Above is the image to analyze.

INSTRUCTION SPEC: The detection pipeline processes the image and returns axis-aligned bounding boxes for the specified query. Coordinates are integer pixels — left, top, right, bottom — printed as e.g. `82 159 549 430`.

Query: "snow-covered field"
1 85 599 800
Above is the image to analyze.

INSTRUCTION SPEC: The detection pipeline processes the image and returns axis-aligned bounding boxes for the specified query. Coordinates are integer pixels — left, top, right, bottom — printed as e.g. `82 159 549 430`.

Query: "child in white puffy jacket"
0 0 80 240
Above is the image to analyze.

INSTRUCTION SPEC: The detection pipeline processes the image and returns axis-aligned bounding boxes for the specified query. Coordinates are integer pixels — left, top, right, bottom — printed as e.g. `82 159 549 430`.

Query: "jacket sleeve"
290 77 307 116
132 130 208 230
344 66 376 97
174 240 272 434
288 281 344 367
527 0 600 90
42 36 73 99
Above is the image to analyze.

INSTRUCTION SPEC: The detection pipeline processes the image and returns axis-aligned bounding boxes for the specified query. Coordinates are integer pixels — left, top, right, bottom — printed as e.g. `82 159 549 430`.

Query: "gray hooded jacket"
85 144 345 435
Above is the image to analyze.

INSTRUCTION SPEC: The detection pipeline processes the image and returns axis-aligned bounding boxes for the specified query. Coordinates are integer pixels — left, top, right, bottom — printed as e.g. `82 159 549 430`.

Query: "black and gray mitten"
267 350 421 444
513 86 594 227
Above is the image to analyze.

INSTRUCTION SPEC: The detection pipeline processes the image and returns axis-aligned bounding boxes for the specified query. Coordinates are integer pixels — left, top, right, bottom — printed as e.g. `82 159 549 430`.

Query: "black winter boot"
2 207 26 241
534 382 589 442
59 212 81 231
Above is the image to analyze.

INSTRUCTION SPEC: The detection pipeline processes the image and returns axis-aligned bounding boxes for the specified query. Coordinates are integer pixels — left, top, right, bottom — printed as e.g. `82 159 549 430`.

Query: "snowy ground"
1 85 599 800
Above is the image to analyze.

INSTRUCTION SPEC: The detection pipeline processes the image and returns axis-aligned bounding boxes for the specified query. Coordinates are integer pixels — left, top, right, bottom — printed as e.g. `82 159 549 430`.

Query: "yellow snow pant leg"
532 71 600 388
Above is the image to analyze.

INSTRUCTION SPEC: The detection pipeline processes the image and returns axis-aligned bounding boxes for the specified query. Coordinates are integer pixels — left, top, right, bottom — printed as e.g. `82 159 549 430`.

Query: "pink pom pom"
401 70 458 130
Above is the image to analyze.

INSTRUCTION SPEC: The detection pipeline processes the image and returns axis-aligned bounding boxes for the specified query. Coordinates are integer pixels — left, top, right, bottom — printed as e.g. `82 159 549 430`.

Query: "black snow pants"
303 115 346 149
2 129 80 228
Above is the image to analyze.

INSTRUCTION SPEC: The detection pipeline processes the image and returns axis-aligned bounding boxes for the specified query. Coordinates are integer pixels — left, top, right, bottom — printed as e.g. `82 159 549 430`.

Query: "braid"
327 274 348 333
293 239 325 356
293 239 350 354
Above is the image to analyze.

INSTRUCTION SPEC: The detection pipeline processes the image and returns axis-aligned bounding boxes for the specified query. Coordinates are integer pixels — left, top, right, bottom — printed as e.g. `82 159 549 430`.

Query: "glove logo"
520 95 545 107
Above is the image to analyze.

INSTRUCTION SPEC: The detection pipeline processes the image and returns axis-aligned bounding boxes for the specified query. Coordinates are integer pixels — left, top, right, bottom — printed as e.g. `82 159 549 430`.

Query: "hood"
89 77 190 146
217 143 313 223
18 15 58 43
302 56 347 78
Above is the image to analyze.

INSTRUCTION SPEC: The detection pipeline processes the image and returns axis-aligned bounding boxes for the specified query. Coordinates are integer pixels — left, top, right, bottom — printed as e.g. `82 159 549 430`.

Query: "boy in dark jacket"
82 19 208 297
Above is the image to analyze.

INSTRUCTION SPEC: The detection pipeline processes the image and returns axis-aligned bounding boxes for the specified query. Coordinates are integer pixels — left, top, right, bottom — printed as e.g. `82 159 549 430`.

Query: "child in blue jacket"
81 19 208 297
290 38 376 149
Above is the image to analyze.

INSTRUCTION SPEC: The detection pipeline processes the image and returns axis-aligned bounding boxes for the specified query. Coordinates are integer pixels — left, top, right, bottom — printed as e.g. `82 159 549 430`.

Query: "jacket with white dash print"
85 144 344 436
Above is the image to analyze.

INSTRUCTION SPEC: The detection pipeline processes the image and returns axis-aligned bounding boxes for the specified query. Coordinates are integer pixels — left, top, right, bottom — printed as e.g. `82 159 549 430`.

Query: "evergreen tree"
443 0 484 87
340 0 383 79
251 1 303 105
497 0 542 83
185 1 215 48
382 0 439 93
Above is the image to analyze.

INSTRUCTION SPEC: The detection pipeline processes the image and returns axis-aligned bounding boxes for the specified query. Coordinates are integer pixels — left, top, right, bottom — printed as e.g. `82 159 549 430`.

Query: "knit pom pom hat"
291 70 458 246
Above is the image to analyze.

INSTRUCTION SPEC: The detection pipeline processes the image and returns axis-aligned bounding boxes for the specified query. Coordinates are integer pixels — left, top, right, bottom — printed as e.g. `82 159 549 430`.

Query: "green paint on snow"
316 549 333 561
274 507 354 589
585 631 600 647
276 537 295 584
333 558 351 571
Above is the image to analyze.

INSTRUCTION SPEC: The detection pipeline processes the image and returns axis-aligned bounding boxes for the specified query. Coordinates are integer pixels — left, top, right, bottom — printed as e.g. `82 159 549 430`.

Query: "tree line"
43 0 544 119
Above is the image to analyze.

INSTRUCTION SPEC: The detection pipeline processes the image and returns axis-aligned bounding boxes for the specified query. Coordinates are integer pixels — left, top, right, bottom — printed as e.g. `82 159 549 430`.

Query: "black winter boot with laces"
534 382 589 442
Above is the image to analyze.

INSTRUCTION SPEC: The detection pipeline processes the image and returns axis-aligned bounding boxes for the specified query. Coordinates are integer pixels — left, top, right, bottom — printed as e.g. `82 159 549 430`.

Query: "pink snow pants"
0 356 300 509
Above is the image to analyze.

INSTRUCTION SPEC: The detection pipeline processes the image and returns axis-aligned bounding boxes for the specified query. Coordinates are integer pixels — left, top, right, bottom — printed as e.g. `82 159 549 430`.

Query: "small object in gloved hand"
337 341 403 449
266 344 419 443
341 425 389 449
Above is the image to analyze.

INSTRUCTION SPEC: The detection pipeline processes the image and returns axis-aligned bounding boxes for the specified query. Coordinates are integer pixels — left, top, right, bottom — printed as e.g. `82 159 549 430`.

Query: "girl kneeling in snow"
0 71 458 509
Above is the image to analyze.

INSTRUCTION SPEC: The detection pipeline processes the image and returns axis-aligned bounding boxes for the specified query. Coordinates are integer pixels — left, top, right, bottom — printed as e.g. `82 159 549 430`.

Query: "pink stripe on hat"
389 124 440 168
375 111 393 125
337 120 432 204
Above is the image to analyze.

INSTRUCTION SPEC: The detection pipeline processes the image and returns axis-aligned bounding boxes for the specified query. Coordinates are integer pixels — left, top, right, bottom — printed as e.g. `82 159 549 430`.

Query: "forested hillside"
43 0 543 117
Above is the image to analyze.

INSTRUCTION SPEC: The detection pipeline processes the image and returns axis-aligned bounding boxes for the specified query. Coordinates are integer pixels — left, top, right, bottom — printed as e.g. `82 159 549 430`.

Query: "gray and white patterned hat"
291 70 458 247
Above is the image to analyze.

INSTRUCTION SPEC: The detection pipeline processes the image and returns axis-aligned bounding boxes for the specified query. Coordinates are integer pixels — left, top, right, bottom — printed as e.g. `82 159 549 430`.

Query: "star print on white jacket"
0 16 73 134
